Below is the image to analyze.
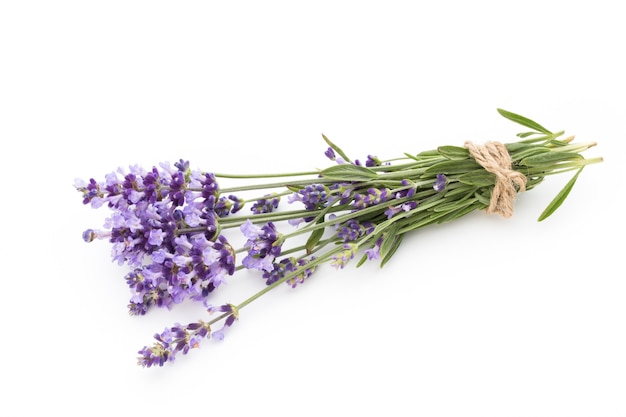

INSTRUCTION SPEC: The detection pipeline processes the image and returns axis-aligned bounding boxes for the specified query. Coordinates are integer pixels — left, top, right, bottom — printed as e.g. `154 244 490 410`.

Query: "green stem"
214 170 319 179
242 190 293 202
220 177 336 193
218 209 316 228
236 246 343 310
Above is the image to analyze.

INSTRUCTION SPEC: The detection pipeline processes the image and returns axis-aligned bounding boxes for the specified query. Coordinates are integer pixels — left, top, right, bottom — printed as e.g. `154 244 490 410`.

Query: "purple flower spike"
289 184 331 211
365 237 384 261
433 174 447 192
241 221 283 272
82 229 96 242
212 194 245 217
330 243 358 269
251 194 280 214
385 206 402 219
211 304 238 342
365 155 381 167
394 179 416 199
262 257 318 287
137 320 212 367
285 257 317 288
353 187 391 210
337 219 374 242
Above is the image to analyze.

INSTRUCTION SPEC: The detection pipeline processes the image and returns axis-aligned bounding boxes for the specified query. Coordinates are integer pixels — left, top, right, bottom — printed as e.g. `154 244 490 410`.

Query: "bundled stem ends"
464 140 527 217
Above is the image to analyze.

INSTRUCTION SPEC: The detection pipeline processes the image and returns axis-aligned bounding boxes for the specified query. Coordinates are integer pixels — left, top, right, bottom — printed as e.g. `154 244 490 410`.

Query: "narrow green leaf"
497 108 552 135
380 232 404 268
438 146 470 160
443 184 478 198
434 200 483 224
520 151 583 167
320 164 378 181
415 149 441 157
537 167 583 222
356 253 369 268
424 159 482 174
517 131 539 138
474 190 492 206
322 134 352 163
379 223 401 259
403 152 421 161
432 196 478 213
457 170 496 187
508 146 552 162
505 142 535 153
305 227 325 254
546 139 571 147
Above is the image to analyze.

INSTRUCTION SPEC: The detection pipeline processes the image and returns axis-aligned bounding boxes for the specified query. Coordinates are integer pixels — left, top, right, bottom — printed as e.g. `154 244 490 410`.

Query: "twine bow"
464 141 527 218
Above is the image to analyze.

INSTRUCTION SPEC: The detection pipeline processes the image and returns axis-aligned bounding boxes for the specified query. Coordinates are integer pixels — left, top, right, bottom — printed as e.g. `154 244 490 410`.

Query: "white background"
1 1 624 416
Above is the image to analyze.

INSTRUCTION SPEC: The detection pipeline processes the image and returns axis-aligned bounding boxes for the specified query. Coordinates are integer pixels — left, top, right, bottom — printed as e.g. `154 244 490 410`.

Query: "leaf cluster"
312 109 601 266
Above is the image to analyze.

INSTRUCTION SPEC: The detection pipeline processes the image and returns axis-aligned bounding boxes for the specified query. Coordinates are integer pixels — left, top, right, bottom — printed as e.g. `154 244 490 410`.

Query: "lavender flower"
330 243 358 269
137 319 212 367
394 179 416 199
365 237 384 261
251 194 280 214
79 109 603 367
353 187 391 210
241 221 283 272
365 155 381 167
77 161 238 314
82 229 97 242
288 184 331 210
261 258 291 285
262 257 317 287
384 201 419 219
337 219 375 242
284 257 317 288
433 174 447 192
211 304 239 341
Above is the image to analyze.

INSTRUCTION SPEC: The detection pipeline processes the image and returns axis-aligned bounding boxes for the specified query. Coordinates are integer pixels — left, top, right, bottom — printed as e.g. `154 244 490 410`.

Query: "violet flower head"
75 178 105 207
384 206 402 219
137 340 170 368
251 194 280 214
262 257 317 287
212 194 245 217
289 184 331 211
241 220 283 272
330 243 358 269
365 155 381 167
212 304 238 342
82 229 96 242
77 161 241 315
433 174 447 192
262 258 290 285
337 219 375 242
137 320 212 367
394 179 416 199
365 237 384 261
386 201 419 219
353 187 391 210
78 159 227 260
284 257 317 288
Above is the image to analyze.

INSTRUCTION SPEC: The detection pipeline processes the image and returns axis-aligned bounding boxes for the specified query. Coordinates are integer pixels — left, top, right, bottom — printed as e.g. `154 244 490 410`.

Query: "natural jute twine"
464 141 527 218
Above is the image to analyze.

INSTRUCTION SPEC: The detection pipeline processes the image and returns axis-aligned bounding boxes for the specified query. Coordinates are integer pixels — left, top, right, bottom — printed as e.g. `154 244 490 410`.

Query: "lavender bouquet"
76 109 602 367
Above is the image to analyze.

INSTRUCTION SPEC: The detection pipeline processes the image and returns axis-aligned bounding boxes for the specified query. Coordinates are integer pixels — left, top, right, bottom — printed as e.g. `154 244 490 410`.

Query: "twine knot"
464 141 527 218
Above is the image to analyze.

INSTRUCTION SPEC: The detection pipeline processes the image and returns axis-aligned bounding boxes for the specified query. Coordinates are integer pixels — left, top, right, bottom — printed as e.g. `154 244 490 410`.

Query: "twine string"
464 141 527 218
